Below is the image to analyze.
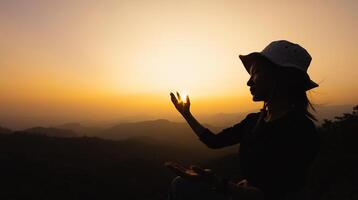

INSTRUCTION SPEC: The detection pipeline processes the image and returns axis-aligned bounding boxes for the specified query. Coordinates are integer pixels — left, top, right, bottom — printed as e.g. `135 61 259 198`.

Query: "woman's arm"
183 113 244 149
170 92 210 138
170 92 251 149
182 111 210 138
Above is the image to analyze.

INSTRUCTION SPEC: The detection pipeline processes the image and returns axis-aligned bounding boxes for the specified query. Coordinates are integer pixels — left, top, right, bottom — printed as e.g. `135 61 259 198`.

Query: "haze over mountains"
0 104 354 156
0 119 236 157
0 104 353 131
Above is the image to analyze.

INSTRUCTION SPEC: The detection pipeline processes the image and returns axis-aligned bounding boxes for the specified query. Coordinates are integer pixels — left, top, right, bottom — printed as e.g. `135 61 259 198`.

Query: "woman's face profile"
246 60 275 102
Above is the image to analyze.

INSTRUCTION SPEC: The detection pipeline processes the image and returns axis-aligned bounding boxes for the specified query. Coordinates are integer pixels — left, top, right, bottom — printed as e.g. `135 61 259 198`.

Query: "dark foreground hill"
0 132 235 200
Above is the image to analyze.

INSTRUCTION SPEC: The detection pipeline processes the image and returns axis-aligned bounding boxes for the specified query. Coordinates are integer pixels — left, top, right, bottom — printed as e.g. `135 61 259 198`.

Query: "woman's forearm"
181 112 212 138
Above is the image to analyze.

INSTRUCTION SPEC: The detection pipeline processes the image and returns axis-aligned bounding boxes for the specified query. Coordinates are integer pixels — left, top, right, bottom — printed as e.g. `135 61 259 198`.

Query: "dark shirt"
199 110 320 200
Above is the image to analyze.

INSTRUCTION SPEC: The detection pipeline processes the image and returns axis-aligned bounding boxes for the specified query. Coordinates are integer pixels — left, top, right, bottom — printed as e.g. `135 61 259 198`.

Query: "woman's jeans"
168 176 308 200
168 176 231 200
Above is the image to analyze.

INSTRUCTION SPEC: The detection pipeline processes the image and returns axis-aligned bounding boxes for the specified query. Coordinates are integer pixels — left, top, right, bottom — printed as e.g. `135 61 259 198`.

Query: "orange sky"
0 0 357 129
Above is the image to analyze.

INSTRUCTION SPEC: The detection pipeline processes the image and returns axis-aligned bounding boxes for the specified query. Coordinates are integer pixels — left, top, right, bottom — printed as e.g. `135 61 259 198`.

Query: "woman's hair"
261 58 317 121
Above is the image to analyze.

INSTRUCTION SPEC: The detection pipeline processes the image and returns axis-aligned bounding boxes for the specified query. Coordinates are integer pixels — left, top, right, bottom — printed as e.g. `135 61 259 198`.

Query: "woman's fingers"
176 91 182 102
170 92 190 115
170 92 178 104
170 91 189 105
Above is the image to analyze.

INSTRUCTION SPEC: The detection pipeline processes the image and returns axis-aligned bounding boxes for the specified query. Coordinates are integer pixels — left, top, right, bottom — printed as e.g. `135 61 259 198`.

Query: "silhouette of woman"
168 40 320 200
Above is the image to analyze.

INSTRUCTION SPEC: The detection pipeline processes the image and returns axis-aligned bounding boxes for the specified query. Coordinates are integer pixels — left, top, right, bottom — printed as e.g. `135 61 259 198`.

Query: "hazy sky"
0 0 357 129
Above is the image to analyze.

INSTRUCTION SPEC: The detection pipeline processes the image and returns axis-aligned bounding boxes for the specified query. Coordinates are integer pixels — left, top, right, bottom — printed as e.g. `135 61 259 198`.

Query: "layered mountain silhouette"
0 105 357 200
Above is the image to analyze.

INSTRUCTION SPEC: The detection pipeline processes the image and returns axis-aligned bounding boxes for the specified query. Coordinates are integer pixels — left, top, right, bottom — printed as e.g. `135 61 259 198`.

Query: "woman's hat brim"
239 52 263 74
239 52 319 91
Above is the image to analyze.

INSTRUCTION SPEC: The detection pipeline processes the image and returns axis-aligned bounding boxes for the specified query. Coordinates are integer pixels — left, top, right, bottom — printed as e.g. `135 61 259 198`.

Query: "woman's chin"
252 95 264 102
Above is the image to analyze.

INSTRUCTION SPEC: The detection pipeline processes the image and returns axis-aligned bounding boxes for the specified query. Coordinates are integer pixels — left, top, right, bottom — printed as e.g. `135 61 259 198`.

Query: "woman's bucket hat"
239 40 319 91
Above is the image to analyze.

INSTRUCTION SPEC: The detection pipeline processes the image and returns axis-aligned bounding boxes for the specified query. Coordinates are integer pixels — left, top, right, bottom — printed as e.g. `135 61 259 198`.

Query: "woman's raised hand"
170 91 190 116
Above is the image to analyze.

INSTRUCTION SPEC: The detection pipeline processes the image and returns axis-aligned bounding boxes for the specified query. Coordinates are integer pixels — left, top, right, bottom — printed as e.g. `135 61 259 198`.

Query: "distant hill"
99 119 224 147
56 122 103 136
55 119 225 147
0 126 12 134
22 127 78 137
101 119 181 139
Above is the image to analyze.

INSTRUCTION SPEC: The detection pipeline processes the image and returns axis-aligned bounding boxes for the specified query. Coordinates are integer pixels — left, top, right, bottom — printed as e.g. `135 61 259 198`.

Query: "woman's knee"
169 176 192 200
171 176 190 192
171 176 183 185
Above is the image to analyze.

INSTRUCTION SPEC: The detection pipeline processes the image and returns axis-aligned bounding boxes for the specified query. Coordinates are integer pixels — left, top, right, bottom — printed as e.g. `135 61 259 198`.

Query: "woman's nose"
247 76 254 86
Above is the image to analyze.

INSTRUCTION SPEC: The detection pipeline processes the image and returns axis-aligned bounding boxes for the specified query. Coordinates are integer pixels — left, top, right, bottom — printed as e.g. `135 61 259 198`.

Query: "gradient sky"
0 0 357 129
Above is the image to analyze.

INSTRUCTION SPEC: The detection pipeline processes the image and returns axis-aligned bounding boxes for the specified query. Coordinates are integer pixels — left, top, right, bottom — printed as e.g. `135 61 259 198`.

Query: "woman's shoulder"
241 112 261 124
242 110 317 131
285 110 319 140
287 110 317 128
229 112 261 129
246 112 262 120
285 110 320 151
